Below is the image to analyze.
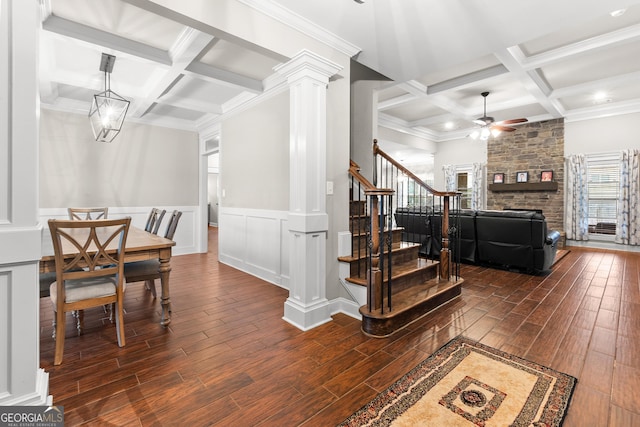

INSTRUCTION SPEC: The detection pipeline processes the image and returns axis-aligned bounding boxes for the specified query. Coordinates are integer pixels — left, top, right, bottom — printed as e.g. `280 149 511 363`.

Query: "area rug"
339 336 576 427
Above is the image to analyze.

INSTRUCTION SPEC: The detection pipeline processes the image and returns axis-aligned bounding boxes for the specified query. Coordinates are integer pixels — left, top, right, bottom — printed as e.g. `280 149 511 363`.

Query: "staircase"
340 142 463 337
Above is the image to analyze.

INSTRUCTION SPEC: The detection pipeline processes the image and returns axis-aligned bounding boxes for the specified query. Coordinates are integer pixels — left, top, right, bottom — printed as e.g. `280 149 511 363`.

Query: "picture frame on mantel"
493 173 504 184
541 170 554 182
516 171 528 183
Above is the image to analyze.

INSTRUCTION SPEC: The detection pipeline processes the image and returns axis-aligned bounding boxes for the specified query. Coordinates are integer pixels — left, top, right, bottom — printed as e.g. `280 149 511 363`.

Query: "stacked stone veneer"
487 118 564 239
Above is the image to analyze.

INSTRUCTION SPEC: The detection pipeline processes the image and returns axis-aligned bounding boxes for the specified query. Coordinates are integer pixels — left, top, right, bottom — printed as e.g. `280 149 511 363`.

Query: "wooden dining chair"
48 217 131 365
144 208 166 235
39 208 108 297
124 210 182 298
68 207 108 220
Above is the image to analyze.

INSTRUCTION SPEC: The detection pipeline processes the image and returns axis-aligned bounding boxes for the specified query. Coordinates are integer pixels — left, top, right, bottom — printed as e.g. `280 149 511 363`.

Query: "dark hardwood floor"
40 228 640 426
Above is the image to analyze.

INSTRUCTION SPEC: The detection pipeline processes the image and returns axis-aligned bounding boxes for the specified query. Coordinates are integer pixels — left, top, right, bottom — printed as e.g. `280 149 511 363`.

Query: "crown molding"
237 0 361 58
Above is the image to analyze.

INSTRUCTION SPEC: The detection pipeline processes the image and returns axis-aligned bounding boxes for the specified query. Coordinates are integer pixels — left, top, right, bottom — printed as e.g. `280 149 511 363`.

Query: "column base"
0 369 51 406
283 297 332 331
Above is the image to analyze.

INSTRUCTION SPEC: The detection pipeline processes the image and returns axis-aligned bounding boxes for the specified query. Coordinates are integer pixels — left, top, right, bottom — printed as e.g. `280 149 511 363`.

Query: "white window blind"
456 172 471 209
587 159 619 235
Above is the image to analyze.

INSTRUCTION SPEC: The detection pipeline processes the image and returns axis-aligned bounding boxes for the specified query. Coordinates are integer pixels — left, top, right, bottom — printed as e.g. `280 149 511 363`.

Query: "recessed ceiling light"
444 121 454 130
594 91 607 100
610 9 626 17
593 92 612 104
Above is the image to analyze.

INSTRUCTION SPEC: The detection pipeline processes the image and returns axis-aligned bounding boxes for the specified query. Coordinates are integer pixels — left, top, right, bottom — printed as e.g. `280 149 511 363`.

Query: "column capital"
274 49 342 85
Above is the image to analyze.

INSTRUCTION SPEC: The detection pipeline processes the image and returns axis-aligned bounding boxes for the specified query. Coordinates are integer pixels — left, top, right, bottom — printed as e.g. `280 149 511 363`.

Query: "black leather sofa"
394 208 561 273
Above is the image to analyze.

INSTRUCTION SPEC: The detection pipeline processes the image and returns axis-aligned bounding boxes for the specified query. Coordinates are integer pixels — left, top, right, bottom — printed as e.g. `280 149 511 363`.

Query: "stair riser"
348 246 423 278
348 262 439 289
350 200 367 216
350 230 403 254
386 267 439 293
360 284 462 337
349 215 389 233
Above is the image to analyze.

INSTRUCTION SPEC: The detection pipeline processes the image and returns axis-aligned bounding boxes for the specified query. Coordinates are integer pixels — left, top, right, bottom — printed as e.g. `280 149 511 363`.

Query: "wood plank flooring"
39 227 640 426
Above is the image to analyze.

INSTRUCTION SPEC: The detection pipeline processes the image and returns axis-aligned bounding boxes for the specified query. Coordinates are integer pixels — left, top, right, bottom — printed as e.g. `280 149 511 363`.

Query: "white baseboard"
329 297 362 320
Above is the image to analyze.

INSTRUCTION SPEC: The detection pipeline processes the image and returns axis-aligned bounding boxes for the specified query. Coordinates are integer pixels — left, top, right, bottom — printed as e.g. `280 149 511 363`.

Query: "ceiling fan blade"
491 125 517 132
499 118 528 125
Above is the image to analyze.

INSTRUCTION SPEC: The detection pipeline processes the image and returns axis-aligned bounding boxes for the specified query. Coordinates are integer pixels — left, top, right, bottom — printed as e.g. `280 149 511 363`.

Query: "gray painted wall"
39 109 199 208
220 92 290 210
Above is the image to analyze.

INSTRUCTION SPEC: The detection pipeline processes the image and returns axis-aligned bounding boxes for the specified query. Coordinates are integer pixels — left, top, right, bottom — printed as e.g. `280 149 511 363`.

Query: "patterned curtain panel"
565 154 589 240
442 164 457 192
616 149 640 245
471 163 485 210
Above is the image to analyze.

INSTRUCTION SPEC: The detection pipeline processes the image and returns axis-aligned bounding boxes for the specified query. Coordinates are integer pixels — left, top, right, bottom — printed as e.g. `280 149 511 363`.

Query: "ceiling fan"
469 91 528 140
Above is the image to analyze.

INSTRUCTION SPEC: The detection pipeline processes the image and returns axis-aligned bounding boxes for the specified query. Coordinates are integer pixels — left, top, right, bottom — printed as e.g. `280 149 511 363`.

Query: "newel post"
275 50 342 330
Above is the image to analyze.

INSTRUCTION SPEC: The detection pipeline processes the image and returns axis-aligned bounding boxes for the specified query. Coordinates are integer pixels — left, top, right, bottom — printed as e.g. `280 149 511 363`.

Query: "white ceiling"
39 0 640 144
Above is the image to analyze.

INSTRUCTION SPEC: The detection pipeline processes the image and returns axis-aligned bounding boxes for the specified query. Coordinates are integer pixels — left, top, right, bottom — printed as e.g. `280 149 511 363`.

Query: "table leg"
159 248 172 326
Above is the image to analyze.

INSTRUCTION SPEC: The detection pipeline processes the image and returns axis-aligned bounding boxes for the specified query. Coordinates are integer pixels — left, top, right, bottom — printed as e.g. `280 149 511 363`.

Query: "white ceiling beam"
378 113 440 141
38 0 52 22
565 98 640 122
397 80 427 97
495 47 565 118
39 31 59 103
408 113 456 128
184 62 264 93
42 15 172 65
377 93 416 111
520 23 640 70
122 0 290 64
427 64 509 95
130 28 215 117
550 70 640 99
392 80 487 126
155 95 224 115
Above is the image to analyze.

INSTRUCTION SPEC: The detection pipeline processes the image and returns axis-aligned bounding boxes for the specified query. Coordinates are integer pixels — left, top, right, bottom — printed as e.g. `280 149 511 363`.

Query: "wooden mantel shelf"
489 182 559 192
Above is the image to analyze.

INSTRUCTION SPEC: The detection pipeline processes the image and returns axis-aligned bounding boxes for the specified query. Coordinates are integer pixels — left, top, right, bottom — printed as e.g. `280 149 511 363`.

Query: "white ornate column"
0 0 51 405
275 50 342 330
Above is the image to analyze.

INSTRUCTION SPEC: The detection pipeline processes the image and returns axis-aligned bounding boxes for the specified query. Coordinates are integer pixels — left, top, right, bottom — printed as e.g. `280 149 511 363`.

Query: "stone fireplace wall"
487 118 564 236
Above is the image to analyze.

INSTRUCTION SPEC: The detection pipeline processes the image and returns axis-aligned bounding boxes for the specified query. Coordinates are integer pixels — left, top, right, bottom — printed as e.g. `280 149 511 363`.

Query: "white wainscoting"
38 206 199 256
218 207 290 290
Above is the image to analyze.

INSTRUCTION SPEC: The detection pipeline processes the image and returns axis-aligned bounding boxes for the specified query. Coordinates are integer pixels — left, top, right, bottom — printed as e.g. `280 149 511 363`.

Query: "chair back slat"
68 207 108 220
164 210 182 240
49 218 130 276
145 208 166 234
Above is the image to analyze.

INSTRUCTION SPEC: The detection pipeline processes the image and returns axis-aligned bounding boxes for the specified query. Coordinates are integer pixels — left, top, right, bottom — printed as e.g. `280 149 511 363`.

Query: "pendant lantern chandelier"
88 53 130 142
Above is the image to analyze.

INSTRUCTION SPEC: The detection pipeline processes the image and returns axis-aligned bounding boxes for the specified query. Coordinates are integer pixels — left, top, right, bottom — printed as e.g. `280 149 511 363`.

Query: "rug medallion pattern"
339 336 576 427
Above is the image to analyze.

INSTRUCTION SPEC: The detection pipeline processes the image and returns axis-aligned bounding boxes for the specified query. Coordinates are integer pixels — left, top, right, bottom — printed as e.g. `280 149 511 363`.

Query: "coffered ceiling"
39 0 640 143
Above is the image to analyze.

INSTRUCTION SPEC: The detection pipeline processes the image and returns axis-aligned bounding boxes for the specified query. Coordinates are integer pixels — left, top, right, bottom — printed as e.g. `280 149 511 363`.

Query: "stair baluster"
343 142 463 337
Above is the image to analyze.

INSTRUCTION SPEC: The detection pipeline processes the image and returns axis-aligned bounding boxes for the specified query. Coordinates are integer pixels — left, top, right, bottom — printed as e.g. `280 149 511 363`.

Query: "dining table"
40 224 176 326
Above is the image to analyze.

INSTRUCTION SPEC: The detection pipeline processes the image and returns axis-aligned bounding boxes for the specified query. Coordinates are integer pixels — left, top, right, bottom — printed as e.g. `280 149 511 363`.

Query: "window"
587 157 619 237
456 172 472 209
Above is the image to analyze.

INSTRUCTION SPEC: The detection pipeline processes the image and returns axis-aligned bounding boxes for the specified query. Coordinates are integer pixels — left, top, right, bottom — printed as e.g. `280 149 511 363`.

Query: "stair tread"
361 277 463 318
344 257 438 286
349 227 404 238
338 241 421 263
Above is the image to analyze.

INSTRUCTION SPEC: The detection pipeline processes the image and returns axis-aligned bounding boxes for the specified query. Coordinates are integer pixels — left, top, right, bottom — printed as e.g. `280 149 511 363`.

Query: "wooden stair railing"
373 140 462 281
344 142 463 337
348 160 394 313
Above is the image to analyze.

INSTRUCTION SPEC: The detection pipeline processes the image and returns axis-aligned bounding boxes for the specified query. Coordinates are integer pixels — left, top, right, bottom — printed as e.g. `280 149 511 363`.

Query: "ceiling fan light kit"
468 91 527 140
